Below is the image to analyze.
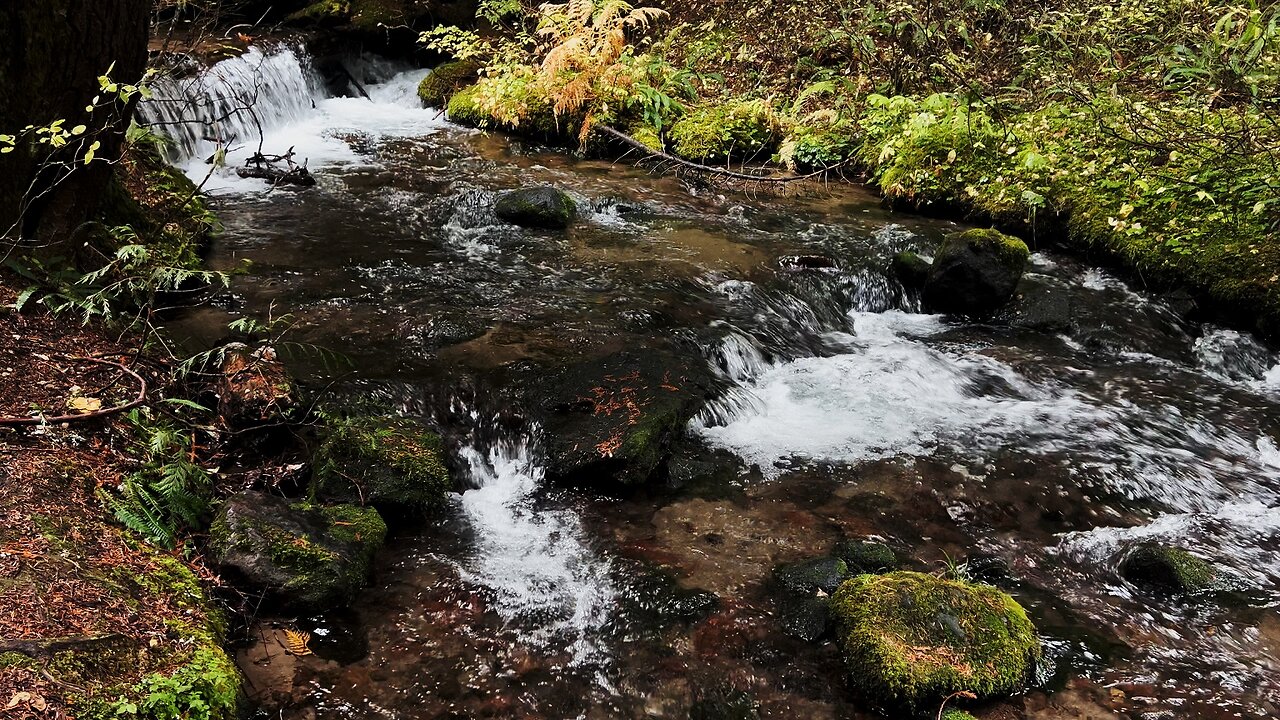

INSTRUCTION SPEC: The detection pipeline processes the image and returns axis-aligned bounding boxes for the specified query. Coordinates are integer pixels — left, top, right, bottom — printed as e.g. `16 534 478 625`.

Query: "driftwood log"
236 147 316 187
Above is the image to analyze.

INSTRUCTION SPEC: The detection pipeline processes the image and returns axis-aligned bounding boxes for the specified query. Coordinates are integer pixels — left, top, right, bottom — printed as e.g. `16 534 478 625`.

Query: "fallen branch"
0 356 147 426
594 125 854 185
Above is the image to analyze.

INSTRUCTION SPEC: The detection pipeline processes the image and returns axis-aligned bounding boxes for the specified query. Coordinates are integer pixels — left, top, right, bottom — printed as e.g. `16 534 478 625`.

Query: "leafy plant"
106 407 214 548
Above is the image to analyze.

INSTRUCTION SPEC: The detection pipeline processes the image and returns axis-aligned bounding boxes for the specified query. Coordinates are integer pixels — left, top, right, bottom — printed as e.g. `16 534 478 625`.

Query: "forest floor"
0 279 235 720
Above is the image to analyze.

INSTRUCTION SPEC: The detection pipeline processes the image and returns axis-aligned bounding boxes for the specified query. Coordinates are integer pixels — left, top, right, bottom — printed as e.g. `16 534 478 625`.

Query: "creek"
143 45 1280 719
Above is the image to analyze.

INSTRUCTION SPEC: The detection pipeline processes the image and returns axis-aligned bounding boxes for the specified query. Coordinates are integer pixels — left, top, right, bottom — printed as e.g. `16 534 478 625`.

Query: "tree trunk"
0 0 151 248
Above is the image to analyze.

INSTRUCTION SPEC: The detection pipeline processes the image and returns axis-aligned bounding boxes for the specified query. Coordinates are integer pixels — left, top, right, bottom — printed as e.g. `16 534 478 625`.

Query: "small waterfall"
455 432 616 668
139 46 326 164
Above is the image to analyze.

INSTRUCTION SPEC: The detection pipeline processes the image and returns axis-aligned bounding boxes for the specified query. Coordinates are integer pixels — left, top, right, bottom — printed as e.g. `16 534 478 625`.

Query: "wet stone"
833 539 898 575
494 186 577 229
922 228 1029 317
1119 542 1217 593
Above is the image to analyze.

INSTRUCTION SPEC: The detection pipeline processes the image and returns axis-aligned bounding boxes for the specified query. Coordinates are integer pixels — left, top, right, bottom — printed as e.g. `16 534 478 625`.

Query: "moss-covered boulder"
313 415 454 513
922 228 1030 317
494 186 578 229
891 250 932 290
1119 543 1217 593
668 100 779 163
771 557 851 641
831 571 1040 711
834 539 899 575
417 59 481 108
446 84 489 127
209 492 387 609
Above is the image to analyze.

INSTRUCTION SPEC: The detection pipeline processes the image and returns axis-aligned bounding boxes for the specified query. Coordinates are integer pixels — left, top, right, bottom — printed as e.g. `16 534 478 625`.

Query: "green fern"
105 409 213 548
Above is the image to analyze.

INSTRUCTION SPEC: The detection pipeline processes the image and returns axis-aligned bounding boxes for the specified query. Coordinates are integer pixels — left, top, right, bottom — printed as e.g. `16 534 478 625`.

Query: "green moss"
628 124 665 153
313 415 453 512
418 60 481 108
831 571 1040 711
955 228 1030 268
447 85 490 128
0 652 36 670
1120 543 1217 593
669 100 780 162
834 540 899 575
941 710 980 720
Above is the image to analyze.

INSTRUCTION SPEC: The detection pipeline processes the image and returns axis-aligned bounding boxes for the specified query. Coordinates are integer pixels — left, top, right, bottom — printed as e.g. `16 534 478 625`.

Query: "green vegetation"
831 571 1040 711
433 0 1280 335
1120 543 1218 592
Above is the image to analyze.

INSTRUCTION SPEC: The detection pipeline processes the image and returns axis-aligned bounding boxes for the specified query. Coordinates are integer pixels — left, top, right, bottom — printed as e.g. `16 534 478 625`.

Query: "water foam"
455 435 616 668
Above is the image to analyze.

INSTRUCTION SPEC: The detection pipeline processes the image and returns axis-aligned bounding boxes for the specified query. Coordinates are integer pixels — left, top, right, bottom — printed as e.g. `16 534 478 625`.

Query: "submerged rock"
210 492 387 608
690 690 759 720
494 187 577 229
1004 274 1074 333
217 343 296 430
923 228 1030 317
891 250 932 289
1119 542 1217 593
831 571 1040 711
312 415 454 513
771 556 851 641
529 349 712 488
833 539 898 575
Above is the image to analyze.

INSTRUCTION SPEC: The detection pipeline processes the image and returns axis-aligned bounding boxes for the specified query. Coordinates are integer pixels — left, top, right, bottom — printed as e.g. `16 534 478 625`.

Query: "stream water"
145 46 1280 719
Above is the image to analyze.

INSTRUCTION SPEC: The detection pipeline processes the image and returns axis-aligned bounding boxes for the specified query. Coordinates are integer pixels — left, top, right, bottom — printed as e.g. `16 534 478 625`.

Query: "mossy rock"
417 60 481 108
668 100 779 163
1119 543 1217 593
831 571 1040 711
834 539 899 575
892 251 932 290
690 690 758 720
209 492 387 609
445 83 577 141
941 710 980 720
494 186 578 230
922 228 1030 318
313 415 454 513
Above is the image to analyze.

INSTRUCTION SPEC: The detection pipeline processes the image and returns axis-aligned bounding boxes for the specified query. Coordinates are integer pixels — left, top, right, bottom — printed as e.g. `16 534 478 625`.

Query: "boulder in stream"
922 228 1029 317
209 491 387 609
771 556 851 642
529 349 713 488
891 250 932 290
1119 542 1217 593
831 571 1040 711
494 187 578 230
833 539 898 575
1003 273 1074 333
312 415 454 514
417 59 481 108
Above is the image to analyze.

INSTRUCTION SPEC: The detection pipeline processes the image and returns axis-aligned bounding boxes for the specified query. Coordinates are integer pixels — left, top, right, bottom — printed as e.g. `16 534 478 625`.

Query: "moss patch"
418 60 481 108
668 100 780 163
313 415 453 513
831 571 1040 711
1120 543 1217 593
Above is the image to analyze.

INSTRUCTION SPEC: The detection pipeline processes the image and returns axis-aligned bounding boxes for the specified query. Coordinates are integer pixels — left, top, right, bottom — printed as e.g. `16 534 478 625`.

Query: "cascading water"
453 433 616 670
139 45 448 193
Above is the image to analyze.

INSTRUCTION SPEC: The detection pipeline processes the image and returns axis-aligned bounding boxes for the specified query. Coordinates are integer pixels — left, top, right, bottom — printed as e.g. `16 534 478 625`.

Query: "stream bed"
148 47 1280 719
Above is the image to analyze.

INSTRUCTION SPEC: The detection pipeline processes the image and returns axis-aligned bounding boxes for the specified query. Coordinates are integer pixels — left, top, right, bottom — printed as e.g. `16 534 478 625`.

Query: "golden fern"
283 628 313 656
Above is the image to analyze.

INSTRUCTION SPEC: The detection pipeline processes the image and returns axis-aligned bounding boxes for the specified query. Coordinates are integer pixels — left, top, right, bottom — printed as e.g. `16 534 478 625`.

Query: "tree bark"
0 0 151 247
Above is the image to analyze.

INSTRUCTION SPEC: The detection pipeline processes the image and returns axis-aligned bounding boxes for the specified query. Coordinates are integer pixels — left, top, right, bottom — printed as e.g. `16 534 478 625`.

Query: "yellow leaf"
67 396 103 413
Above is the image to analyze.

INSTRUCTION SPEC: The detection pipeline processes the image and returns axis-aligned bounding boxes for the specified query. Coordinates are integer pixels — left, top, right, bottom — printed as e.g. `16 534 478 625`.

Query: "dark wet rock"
778 255 837 272
892 250 931 289
209 492 387 609
833 539 898 575
1119 543 1217 593
618 564 719 629
963 553 1012 584
217 343 296 430
922 228 1029 317
1004 274 1074 333
690 689 758 720
493 186 577 229
528 349 713 488
831 571 1040 711
771 556 851 641
313 415 454 513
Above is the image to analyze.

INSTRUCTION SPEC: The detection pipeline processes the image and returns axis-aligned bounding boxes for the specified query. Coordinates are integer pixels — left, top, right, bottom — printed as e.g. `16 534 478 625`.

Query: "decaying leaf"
283 628 313 656
66 396 103 413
